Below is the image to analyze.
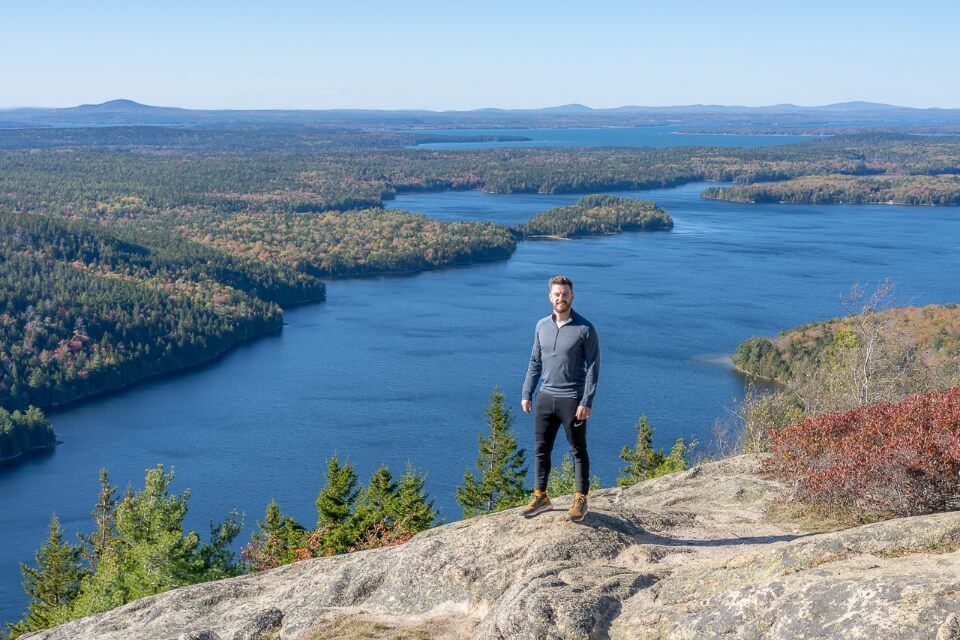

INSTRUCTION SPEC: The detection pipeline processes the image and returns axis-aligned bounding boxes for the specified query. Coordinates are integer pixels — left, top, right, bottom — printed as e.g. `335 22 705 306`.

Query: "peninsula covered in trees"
702 174 960 206
733 302 960 390
169 209 517 277
0 406 55 463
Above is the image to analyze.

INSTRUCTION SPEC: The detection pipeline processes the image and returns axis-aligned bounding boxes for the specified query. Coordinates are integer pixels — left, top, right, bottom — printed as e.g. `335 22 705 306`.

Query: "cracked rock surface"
24 455 960 639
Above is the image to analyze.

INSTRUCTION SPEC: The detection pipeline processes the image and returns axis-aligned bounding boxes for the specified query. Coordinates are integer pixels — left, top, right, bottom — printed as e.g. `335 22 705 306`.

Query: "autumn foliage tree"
762 386 960 521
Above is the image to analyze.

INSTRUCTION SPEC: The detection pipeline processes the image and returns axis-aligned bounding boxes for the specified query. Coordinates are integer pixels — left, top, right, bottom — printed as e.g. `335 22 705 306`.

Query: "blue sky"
3 0 958 110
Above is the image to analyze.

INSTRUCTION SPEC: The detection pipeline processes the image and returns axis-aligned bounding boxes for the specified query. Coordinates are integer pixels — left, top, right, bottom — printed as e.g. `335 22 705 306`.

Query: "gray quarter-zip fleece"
522 309 600 408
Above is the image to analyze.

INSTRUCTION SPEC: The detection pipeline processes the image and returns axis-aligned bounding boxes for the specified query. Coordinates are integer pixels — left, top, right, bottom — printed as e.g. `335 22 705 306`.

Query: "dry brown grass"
761 498 858 533
303 613 474 640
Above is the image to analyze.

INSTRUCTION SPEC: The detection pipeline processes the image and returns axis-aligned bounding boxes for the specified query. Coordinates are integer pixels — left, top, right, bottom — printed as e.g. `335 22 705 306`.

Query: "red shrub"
762 386 960 519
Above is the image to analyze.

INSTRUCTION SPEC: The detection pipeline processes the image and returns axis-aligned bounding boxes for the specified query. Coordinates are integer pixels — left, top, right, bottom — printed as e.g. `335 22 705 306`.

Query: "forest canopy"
515 194 672 238
702 174 960 206
1 130 958 413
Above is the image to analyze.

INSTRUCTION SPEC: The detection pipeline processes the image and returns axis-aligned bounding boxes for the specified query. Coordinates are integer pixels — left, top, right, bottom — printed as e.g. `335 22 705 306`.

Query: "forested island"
702 174 960 206
515 194 672 237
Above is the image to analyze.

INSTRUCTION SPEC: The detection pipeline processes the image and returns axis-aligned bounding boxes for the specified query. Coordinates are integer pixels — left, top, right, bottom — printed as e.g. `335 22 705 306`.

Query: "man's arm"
579 326 600 411
521 324 542 412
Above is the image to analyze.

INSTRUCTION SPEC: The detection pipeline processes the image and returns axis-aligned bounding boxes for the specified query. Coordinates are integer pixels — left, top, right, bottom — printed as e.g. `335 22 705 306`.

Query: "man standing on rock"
521 275 600 522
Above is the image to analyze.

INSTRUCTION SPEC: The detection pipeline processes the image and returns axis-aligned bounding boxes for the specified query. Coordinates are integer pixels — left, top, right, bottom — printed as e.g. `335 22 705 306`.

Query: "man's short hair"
549 275 574 290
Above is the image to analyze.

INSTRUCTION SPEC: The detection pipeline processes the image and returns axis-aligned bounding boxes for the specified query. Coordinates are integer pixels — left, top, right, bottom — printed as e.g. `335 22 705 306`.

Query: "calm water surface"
1 182 958 621
410 126 815 149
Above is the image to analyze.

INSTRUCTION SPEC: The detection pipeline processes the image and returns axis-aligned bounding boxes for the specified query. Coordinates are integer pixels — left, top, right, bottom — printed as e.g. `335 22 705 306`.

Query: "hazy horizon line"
3 98 960 112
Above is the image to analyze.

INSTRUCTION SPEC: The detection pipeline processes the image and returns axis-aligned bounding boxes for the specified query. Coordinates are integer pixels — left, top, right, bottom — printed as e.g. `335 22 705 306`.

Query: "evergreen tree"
197 510 243 581
352 466 399 535
0 405 55 462
242 500 307 571
350 464 439 551
619 416 660 486
112 465 197 593
7 514 85 638
393 463 440 535
618 416 692 486
315 456 360 555
79 468 118 568
656 439 690 477
546 453 602 496
456 387 527 517
67 465 240 618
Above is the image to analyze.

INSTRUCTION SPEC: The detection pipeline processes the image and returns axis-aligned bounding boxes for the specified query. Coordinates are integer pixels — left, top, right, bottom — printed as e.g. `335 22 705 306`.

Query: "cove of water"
409 126 815 149
1 181 959 622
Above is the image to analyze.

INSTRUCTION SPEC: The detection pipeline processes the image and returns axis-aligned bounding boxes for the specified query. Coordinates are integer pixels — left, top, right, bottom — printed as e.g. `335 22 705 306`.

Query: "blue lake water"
1 181 959 622
410 126 815 149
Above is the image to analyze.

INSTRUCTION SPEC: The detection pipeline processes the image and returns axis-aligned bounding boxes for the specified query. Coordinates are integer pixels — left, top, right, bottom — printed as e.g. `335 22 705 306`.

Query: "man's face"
549 284 574 315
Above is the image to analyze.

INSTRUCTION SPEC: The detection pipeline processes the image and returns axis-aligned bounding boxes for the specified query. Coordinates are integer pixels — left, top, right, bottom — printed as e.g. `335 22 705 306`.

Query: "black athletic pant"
534 392 590 495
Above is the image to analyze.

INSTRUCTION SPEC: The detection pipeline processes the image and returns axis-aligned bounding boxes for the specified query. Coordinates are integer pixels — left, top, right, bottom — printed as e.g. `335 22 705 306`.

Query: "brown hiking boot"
567 493 588 522
521 492 552 518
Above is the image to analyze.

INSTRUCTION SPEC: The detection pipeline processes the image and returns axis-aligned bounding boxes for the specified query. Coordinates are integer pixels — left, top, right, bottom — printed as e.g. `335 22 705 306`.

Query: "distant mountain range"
2 99 959 129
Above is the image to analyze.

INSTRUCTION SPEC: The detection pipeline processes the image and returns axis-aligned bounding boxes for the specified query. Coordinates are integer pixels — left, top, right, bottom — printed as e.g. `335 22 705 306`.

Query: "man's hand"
521 399 532 414
575 405 591 421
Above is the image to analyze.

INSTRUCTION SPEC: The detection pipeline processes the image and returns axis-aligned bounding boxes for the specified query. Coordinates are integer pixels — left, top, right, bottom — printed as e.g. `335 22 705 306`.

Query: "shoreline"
702 193 960 207
730 360 786 387
44 320 284 417
37 250 514 415
0 440 59 466
19 183 684 451
672 130 828 138
31 201 675 422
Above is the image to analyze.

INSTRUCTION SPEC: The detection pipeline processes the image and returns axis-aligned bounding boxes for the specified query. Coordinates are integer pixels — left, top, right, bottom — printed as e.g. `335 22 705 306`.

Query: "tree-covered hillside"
733 303 960 385
0 213 322 409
